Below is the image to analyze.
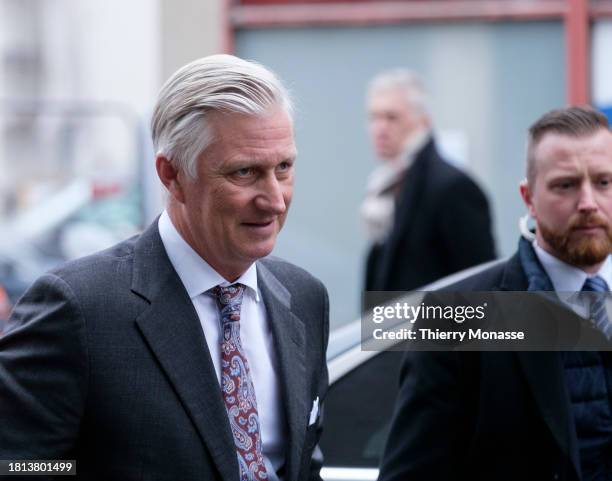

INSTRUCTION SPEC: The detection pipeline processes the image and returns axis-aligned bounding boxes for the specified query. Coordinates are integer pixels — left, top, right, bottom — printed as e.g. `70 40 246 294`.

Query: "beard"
538 213 612 267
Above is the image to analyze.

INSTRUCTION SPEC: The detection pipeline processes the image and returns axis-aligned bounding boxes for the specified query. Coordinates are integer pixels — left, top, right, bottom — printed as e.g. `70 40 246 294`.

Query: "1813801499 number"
0 460 76 475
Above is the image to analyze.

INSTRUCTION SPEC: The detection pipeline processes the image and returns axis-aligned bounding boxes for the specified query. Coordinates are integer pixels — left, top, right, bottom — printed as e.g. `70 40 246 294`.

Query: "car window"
320 349 406 467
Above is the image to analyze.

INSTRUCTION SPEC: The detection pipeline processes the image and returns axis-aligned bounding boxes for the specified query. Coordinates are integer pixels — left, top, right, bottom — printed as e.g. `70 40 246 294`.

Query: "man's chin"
565 237 612 266
242 240 277 262
540 224 612 267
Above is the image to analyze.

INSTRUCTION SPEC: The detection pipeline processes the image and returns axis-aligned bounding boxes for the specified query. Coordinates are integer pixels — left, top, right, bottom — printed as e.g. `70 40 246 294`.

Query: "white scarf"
361 130 430 244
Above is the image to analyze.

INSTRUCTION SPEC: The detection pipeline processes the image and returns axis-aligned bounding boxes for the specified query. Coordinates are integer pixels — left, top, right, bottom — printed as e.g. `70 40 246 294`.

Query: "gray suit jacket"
0 222 329 481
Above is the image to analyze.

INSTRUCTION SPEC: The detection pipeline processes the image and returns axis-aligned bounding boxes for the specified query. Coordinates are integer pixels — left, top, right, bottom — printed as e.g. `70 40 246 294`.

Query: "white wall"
160 0 223 82
593 20 612 111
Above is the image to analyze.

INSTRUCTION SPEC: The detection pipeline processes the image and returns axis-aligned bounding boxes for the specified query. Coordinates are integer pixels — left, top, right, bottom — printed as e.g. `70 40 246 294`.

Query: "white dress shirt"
158 211 287 480
533 239 612 320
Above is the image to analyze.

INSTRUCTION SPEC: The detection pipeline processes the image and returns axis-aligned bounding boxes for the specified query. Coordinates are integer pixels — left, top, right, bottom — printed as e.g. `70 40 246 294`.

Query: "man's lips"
572 224 606 233
242 220 275 228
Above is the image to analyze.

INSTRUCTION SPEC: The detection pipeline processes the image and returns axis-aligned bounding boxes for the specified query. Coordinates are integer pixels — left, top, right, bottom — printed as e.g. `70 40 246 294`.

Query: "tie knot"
582 276 609 293
210 283 245 324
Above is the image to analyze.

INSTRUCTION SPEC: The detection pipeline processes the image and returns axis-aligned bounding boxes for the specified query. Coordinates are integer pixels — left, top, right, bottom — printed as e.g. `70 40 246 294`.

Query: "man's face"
521 129 612 269
368 88 425 161
173 108 296 281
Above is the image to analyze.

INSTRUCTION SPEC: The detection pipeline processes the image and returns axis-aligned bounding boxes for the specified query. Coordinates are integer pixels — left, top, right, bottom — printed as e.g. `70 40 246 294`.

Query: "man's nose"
577 183 598 213
256 174 288 214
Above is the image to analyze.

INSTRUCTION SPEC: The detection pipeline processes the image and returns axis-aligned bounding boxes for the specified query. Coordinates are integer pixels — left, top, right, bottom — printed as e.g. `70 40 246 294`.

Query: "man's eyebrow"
546 172 581 180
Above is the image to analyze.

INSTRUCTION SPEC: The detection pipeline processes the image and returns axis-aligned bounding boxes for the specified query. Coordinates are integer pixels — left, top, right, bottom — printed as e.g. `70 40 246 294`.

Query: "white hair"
151 54 293 178
368 68 428 115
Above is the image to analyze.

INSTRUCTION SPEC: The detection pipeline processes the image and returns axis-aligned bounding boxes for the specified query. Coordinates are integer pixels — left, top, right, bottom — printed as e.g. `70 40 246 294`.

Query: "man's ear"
519 179 537 218
156 154 186 204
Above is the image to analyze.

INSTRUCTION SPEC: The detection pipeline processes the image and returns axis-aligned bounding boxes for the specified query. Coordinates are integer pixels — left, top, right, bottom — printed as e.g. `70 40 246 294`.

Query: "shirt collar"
158 210 260 301
532 239 612 292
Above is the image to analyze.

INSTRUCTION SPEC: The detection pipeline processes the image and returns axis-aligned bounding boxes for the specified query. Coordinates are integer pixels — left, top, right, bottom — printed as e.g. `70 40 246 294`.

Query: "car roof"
327 258 506 384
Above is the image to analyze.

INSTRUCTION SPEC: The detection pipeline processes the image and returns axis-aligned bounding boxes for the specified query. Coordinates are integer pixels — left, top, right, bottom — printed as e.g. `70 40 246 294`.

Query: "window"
320 350 405 467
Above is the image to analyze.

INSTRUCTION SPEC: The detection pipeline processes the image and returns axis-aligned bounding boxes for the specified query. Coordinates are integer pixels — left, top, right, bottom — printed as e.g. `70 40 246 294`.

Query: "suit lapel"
500 251 580 476
375 142 432 289
258 262 307 481
131 223 238 481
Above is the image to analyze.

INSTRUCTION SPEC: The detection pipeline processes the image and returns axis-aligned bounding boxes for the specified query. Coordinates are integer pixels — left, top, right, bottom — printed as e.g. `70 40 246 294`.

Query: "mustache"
570 213 610 230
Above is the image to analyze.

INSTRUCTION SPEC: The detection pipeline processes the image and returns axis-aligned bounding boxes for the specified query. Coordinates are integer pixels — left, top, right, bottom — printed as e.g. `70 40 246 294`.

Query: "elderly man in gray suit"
0 55 329 481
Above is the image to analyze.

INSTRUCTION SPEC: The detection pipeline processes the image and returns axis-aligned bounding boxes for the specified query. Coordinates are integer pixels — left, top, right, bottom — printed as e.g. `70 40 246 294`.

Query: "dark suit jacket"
378 250 581 481
365 138 496 291
0 222 329 481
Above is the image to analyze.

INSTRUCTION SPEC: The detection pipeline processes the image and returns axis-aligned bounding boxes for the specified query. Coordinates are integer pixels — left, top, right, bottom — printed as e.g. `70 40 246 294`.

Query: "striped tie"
582 276 612 340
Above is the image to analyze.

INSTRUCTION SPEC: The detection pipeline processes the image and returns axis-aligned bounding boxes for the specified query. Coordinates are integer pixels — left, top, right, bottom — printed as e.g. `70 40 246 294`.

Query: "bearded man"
378 106 612 481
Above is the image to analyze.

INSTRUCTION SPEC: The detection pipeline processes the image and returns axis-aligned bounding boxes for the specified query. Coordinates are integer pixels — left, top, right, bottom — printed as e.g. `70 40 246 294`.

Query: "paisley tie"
211 284 268 481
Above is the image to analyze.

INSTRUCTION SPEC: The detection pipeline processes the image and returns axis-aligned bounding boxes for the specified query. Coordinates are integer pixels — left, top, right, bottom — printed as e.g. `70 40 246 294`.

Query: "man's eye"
235 168 252 177
599 178 611 187
278 162 291 172
554 181 574 190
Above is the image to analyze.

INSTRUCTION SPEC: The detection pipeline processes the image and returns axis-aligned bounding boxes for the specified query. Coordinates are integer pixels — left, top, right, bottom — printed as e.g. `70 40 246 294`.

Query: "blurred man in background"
362 69 496 292
0 54 328 481
379 106 612 480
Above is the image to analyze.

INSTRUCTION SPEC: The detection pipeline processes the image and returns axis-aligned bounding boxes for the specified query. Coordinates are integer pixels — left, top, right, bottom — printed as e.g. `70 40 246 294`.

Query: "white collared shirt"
532 239 612 319
158 211 287 479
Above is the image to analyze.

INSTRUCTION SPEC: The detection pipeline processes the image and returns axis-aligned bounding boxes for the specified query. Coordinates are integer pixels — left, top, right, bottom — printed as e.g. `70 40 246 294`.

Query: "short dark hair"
526 106 610 185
